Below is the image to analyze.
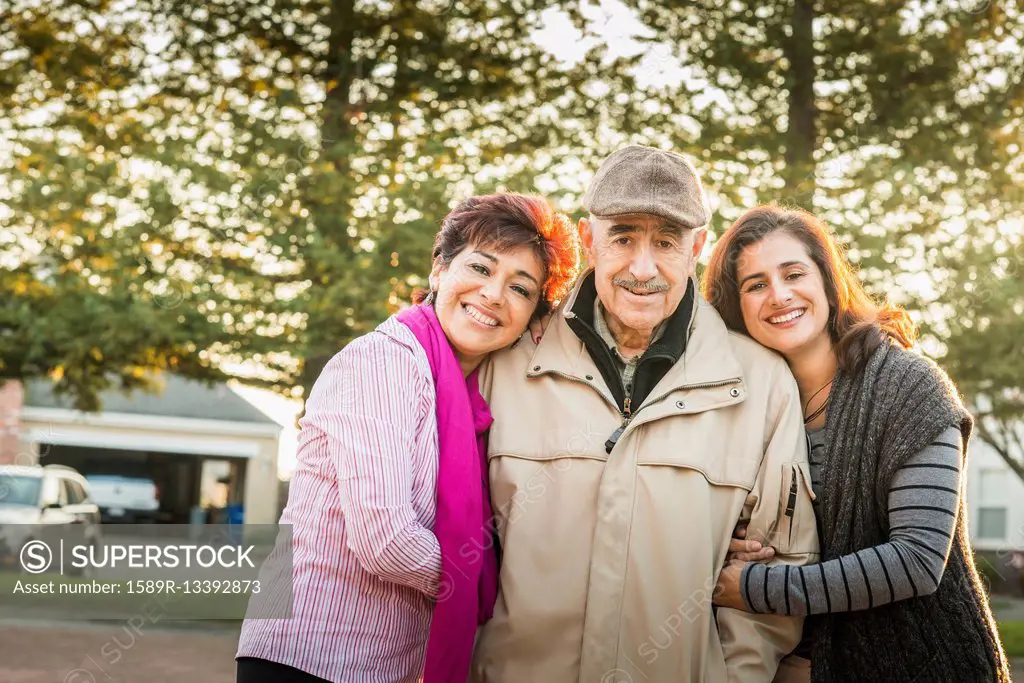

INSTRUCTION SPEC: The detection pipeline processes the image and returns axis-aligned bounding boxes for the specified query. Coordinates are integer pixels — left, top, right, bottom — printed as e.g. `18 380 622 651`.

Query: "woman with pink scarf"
236 193 580 683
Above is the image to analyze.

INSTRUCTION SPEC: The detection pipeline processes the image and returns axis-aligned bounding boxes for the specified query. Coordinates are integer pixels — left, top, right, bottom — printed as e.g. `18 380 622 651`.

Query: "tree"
1 0 647 409
1 0 304 409
148 0 648 401
930 229 1024 481
8 0 1019 478
615 0 1024 477
288 0 656 398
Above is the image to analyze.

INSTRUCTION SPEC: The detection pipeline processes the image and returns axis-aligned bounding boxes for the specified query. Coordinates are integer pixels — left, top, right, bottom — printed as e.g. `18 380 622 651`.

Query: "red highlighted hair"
416 193 581 319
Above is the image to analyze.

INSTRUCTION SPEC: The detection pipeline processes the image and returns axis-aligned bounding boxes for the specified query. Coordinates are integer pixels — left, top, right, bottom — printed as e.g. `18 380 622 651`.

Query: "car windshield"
0 475 42 507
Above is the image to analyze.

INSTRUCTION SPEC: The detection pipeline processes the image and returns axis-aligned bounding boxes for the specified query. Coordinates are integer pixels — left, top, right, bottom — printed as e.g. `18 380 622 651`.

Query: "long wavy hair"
702 205 917 374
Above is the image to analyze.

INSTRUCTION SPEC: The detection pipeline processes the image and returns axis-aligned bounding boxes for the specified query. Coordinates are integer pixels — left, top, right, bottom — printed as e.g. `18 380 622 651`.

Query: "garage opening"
39 444 248 524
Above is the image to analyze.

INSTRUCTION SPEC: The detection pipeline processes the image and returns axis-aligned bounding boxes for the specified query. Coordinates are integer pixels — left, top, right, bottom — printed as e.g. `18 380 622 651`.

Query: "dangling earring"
424 290 436 305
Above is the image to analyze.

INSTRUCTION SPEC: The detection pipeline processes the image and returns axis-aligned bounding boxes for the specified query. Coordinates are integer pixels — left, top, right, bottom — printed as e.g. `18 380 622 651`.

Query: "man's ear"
690 228 709 276
578 217 595 267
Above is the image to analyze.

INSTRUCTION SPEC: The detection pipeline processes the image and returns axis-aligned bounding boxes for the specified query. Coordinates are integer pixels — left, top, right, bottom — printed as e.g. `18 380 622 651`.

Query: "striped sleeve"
741 426 962 616
308 332 442 596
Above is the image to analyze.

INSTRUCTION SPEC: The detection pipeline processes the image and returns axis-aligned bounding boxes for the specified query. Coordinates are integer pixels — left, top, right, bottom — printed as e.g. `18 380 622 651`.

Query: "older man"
472 145 819 682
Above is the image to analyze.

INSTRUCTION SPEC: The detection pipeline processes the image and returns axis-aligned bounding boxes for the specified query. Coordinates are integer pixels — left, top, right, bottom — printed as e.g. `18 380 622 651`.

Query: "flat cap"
582 145 711 229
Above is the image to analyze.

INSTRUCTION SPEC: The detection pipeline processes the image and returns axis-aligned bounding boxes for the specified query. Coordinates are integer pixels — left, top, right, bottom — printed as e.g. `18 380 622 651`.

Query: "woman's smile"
461 302 501 328
765 307 807 328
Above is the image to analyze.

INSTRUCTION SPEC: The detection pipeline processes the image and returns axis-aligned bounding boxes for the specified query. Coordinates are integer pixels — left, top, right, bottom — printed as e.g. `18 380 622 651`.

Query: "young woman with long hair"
705 205 1009 683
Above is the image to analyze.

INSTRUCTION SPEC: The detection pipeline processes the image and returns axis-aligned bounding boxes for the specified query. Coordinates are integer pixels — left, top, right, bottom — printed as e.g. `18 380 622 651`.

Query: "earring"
424 290 436 305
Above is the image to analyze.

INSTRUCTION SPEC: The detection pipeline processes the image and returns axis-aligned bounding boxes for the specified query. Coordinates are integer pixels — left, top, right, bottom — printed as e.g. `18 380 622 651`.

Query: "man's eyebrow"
607 223 685 237
608 224 640 235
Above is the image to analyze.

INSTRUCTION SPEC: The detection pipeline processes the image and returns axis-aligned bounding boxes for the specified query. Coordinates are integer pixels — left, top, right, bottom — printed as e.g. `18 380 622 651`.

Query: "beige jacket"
472 275 820 683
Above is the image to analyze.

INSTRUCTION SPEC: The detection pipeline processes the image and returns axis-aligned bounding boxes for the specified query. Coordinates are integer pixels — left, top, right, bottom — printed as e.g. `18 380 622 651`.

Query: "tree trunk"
782 0 817 207
299 0 358 407
975 416 1024 485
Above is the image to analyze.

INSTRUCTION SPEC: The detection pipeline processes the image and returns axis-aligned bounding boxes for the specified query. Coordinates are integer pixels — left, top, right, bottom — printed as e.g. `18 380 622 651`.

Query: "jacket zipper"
789 432 812 521
534 368 635 455
645 378 741 403
604 397 632 453
785 433 812 544
603 379 742 454
785 475 799 517
785 472 799 544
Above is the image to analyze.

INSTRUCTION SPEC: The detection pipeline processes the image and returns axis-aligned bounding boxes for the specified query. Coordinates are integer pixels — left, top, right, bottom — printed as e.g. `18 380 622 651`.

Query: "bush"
998 621 1024 658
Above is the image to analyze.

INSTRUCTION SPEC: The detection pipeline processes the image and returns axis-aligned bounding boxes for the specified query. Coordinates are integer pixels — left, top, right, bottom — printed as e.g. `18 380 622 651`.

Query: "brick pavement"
0 619 1019 682
0 620 240 683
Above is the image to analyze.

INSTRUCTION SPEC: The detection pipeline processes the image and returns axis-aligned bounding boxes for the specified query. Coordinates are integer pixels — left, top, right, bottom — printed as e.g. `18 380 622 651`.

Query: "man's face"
579 214 707 337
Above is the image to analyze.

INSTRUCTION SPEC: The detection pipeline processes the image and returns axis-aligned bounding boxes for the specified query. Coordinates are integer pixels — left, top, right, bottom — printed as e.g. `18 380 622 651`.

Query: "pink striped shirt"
237 316 442 682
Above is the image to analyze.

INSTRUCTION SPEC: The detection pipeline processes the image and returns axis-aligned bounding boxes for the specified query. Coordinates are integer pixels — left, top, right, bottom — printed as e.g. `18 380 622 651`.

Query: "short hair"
415 193 580 319
702 205 917 374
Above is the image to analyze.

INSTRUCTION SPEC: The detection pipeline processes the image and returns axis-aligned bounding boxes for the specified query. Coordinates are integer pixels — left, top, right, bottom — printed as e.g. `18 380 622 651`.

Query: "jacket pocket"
770 462 819 556
632 414 763 490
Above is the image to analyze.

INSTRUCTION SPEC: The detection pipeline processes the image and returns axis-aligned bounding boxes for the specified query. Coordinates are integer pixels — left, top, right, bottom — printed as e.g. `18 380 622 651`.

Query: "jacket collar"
566 271 691 364
529 271 745 394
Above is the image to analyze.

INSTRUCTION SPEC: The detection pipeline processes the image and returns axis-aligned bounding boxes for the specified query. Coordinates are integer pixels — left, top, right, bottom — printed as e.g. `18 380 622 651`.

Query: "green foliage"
1 0 306 407
1 0 1022 469
280 0 655 394
616 0 1024 473
997 620 1024 658
618 1 1024 255
0 0 630 405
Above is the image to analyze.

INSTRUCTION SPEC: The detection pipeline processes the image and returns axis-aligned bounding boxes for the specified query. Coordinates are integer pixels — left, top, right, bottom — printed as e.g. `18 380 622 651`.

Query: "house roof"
24 375 280 426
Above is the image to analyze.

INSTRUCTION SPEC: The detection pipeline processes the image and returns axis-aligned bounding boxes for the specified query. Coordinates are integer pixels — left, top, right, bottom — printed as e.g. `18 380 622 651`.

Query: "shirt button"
585 374 594 381
730 388 741 397
676 400 686 409
533 365 541 372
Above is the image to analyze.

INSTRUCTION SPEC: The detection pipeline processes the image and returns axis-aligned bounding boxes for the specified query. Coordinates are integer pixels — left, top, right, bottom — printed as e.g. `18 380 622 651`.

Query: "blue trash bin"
188 506 207 541
226 503 244 545
226 504 244 525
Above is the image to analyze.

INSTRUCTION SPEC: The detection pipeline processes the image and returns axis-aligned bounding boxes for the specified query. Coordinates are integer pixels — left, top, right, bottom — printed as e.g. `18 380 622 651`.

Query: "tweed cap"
582 145 711 229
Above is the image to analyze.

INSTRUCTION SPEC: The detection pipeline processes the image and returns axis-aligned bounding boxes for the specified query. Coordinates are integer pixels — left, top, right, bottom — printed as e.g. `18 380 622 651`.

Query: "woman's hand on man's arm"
728 523 776 563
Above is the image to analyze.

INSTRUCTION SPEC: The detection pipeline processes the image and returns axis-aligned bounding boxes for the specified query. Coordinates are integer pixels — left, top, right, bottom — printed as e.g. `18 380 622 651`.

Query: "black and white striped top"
741 425 963 616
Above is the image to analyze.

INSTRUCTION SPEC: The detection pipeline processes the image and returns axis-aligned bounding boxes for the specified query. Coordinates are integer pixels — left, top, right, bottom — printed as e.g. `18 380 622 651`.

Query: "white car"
84 475 160 524
0 464 102 574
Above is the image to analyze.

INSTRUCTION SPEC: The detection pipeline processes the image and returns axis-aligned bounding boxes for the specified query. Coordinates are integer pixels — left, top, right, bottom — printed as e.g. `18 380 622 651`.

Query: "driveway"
0 616 1019 682
0 618 240 683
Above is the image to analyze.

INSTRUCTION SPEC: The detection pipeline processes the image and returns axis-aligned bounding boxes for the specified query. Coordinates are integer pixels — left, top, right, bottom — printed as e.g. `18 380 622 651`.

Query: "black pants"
236 657 331 683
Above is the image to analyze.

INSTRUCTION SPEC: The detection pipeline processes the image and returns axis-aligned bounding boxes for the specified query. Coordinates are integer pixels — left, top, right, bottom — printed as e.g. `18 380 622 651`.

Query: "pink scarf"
396 303 499 683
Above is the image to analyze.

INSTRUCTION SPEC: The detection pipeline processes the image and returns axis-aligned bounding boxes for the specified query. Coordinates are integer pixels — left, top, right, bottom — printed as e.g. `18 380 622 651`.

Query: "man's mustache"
613 277 670 293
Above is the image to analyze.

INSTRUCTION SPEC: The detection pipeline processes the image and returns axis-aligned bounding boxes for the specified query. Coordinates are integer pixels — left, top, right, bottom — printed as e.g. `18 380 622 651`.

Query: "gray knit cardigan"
809 342 1011 683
